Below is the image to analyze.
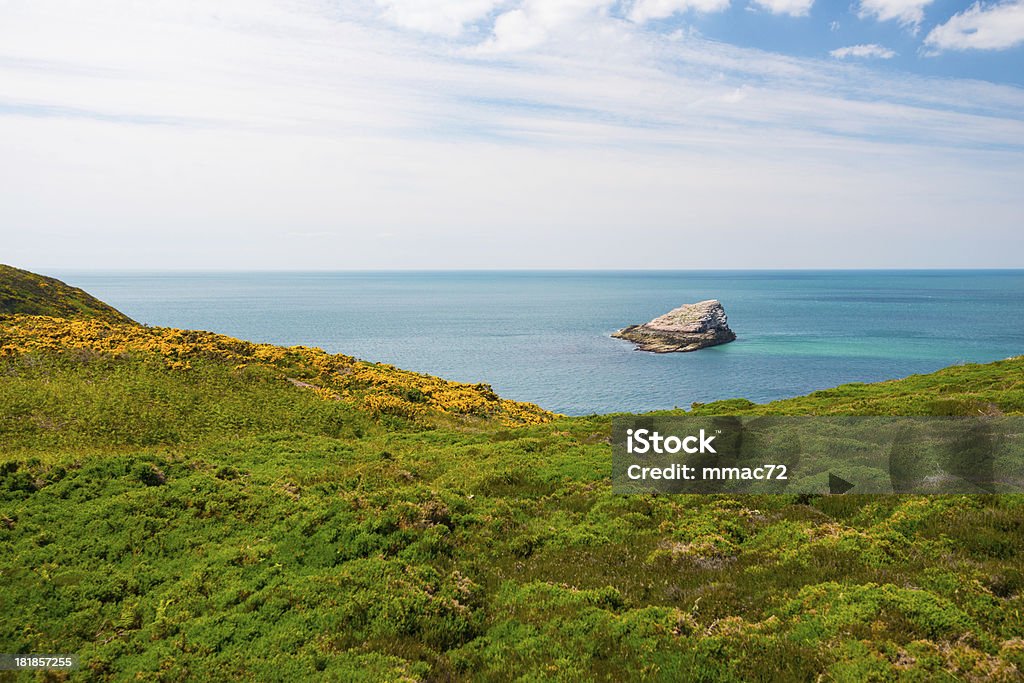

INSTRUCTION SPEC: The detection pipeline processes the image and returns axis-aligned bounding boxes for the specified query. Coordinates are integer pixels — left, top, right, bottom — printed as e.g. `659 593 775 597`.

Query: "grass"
0 265 135 325
1 289 1023 680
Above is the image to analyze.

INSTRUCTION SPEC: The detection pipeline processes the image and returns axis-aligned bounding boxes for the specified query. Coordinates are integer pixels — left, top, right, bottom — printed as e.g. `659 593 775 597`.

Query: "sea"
54 270 1024 416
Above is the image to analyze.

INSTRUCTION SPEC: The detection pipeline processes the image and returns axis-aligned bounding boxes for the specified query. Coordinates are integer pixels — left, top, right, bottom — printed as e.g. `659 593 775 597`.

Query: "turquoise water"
55 271 1024 415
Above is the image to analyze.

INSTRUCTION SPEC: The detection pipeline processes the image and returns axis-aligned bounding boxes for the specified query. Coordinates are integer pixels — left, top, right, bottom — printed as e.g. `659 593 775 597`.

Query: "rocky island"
612 299 736 352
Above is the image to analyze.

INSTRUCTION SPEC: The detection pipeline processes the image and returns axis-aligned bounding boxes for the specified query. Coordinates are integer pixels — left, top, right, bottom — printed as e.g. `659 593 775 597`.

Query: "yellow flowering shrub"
0 314 552 426
361 393 425 419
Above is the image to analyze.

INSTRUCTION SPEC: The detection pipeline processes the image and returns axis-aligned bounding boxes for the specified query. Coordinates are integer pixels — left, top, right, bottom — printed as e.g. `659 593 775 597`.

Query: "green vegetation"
690 358 1024 417
0 265 135 325
0 268 1022 681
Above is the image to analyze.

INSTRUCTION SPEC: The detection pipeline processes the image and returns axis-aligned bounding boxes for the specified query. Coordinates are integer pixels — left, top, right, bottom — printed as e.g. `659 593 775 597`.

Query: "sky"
1 0 1022 270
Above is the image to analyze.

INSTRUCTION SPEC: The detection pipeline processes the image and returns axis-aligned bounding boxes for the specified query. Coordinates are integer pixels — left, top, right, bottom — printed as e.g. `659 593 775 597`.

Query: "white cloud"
479 0 617 52
830 43 897 59
924 1 1024 52
857 0 934 27
628 0 730 23
0 0 1022 269
750 0 815 17
375 0 506 36
721 85 750 102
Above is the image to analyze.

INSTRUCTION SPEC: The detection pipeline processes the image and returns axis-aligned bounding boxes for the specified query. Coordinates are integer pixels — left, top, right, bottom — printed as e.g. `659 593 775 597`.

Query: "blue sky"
1 0 1022 269
644 0 1024 84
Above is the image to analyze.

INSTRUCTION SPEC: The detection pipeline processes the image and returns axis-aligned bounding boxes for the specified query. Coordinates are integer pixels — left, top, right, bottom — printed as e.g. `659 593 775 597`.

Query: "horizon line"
41 266 1024 274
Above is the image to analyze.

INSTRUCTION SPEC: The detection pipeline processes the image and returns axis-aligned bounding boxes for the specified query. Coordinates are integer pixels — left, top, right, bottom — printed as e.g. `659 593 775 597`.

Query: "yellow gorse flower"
0 315 552 426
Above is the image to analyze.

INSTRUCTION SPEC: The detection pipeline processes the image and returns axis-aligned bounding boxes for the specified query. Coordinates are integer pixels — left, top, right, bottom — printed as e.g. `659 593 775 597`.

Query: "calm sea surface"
54 271 1024 415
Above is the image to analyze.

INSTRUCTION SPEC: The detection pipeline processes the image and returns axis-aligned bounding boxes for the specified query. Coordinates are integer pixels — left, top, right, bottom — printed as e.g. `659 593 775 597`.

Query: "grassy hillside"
1 281 1023 680
0 265 135 325
690 357 1024 417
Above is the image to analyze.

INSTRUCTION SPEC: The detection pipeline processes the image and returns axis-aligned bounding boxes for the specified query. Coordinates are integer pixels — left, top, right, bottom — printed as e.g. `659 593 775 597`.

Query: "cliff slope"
0 264 135 324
